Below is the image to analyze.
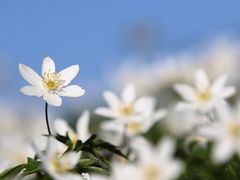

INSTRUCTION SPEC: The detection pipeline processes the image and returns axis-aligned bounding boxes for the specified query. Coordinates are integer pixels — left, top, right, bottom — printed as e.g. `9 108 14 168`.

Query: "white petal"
175 102 197 112
195 69 210 91
95 107 118 118
81 173 91 180
211 74 228 94
221 87 236 99
213 140 235 164
19 64 42 87
43 93 62 106
61 85 85 97
134 97 155 115
122 84 136 103
61 152 80 168
52 172 84 180
101 120 124 133
131 137 153 162
54 119 72 136
60 65 79 86
20 86 44 97
174 84 197 102
103 91 121 109
157 137 175 158
77 111 90 142
42 56 56 75
46 137 59 157
152 109 167 122
165 160 183 180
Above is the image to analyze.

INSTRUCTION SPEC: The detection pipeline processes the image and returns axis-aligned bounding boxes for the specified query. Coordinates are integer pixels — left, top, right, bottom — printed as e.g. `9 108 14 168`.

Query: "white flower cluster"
2 49 240 180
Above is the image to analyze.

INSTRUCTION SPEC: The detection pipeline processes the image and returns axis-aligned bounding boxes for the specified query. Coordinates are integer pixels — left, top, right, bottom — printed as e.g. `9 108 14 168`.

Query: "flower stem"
45 103 52 135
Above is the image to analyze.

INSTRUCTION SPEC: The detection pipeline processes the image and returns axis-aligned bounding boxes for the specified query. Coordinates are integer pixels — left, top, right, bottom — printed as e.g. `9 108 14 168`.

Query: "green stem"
45 103 51 135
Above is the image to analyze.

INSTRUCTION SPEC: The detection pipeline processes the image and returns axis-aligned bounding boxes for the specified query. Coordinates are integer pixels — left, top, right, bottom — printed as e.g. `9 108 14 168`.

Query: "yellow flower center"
197 90 212 101
128 121 143 132
229 121 240 137
42 71 64 91
50 155 72 173
119 104 133 116
144 164 159 180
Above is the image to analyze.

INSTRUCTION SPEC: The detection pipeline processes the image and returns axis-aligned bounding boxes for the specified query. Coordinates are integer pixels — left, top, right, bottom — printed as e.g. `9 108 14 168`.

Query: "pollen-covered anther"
42 71 64 91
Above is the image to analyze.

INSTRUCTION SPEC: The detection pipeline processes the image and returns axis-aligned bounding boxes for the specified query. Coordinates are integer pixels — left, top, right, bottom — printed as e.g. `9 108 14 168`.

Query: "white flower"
54 111 91 147
174 69 235 113
162 109 209 137
96 84 166 142
101 108 166 138
95 84 162 121
36 137 87 180
19 56 85 106
109 137 183 180
198 105 240 163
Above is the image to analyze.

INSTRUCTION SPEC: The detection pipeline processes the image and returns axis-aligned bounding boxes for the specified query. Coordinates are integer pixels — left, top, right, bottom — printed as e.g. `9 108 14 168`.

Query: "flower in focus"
174 69 235 113
109 137 183 180
36 137 88 180
54 111 91 147
199 105 240 163
19 56 85 106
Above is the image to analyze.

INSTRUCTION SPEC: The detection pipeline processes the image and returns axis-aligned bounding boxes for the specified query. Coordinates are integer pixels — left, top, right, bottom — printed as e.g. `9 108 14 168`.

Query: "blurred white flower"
54 111 91 147
36 137 87 180
108 137 183 180
101 108 166 138
199 105 240 163
162 109 209 137
96 84 147 120
174 69 235 113
96 84 166 143
19 56 85 106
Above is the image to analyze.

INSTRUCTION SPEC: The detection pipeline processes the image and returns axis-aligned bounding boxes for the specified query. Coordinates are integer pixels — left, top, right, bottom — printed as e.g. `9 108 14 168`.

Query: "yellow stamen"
119 104 133 116
128 121 143 131
42 71 64 91
229 121 240 137
197 90 212 101
144 164 159 180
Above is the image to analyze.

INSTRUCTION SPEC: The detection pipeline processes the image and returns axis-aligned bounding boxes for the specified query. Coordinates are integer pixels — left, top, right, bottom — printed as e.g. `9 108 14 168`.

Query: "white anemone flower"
109 137 183 180
174 69 235 113
19 56 85 106
101 107 166 138
54 111 91 147
198 105 240 164
36 137 88 180
95 84 163 121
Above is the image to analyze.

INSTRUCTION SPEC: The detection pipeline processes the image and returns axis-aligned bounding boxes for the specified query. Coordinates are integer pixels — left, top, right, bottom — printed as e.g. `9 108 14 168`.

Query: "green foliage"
0 134 126 180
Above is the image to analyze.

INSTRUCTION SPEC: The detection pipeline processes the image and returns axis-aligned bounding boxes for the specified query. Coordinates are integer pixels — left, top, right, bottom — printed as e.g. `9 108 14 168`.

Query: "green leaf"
0 164 26 179
78 159 99 167
22 157 41 176
84 166 110 176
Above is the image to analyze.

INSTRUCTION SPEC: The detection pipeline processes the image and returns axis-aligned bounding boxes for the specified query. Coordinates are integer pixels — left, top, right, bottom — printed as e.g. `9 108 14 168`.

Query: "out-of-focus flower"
162 109 209 137
19 56 85 106
101 108 166 137
36 137 87 180
174 69 235 113
107 137 182 180
96 84 153 120
199 105 240 163
54 111 91 146
96 84 166 143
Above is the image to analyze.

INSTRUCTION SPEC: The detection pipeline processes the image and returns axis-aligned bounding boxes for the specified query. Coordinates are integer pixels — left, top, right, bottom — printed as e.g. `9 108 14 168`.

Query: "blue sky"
0 1 240 105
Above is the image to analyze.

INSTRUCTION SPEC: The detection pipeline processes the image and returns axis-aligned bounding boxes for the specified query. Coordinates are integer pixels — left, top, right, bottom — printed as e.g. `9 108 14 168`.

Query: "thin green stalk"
45 103 51 135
